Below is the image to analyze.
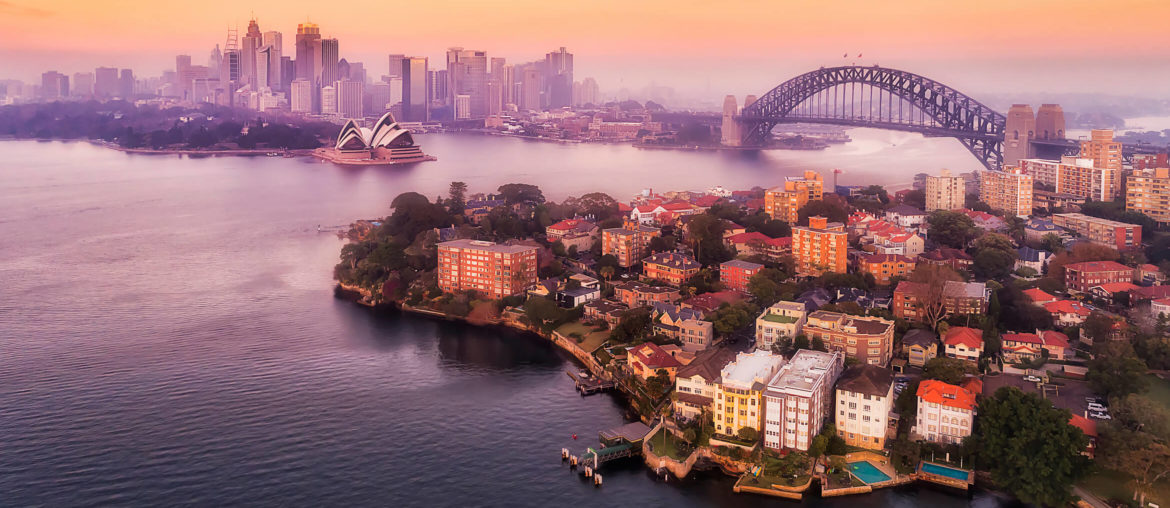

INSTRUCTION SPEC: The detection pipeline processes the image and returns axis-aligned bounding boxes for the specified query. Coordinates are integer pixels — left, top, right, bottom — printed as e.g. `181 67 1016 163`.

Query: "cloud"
0 1 52 17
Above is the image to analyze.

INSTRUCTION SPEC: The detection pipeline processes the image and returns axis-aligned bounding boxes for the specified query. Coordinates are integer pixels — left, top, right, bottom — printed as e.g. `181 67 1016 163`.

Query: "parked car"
1087 402 1107 412
1089 411 1111 420
1023 375 1042 383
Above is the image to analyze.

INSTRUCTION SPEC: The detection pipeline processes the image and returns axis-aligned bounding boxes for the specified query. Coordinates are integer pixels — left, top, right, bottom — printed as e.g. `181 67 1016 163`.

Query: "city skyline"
3 0 1170 105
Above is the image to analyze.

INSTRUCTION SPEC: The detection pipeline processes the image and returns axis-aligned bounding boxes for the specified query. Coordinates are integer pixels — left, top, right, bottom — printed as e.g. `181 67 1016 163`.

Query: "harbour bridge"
718 65 1166 170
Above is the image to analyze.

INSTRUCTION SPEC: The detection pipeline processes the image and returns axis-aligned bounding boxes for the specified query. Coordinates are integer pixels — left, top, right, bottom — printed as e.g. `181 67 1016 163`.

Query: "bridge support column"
1004 104 1036 167
721 95 741 146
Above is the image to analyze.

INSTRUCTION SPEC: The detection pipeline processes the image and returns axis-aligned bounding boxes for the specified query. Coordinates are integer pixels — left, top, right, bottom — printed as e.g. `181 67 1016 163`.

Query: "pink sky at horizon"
3 0 1169 103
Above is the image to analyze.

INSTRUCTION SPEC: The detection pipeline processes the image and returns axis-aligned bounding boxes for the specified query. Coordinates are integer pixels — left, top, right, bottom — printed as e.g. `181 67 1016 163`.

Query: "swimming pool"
848 461 891 484
921 462 971 481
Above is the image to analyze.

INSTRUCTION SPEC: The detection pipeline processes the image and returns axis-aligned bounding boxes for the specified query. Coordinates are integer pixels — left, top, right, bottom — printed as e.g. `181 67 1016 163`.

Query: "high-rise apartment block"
924 169 965 211
714 350 786 437
979 167 1033 217
1051 213 1141 250
834 364 895 450
755 301 807 352
1127 167 1170 224
763 350 844 452
1019 156 1118 202
602 223 661 268
436 239 538 298
792 215 847 275
765 170 823 223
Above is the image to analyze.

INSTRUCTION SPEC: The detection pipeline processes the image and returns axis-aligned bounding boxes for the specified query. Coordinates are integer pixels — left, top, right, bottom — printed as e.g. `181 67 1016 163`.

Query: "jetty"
564 422 652 471
566 370 615 395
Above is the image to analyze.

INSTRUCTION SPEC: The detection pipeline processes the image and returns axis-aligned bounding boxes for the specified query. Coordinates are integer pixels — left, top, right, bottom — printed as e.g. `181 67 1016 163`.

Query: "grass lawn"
646 428 691 461
1144 373 1170 408
555 321 608 351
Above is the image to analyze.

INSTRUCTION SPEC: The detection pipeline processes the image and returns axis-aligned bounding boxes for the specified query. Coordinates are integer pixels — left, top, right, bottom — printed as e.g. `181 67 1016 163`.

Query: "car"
1087 402 1107 411
1023 375 1042 383
1089 411 1111 420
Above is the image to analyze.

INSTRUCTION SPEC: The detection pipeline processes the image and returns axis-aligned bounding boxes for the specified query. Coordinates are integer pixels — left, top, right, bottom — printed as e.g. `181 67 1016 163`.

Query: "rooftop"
438 239 539 254
943 326 983 349
835 364 894 397
720 350 786 390
1066 260 1131 273
902 328 938 348
721 259 764 271
766 349 841 395
917 379 977 411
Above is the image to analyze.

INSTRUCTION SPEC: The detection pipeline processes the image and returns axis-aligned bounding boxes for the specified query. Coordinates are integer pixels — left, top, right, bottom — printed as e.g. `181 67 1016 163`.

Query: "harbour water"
0 134 1009 506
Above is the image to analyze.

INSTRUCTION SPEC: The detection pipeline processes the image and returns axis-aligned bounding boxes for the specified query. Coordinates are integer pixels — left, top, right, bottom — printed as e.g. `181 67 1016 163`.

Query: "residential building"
1064 260 1134 293
803 311 895 365
1015 246 1053 274
925 169 966 211
755 301 808 352
720 259 763 293
1151 298 1170 319
674 347 738 422
714 350 787 437
792 216 848 275
1069 414 1098 459
942 326 983 363
902 329 938 368
613 280 680 307
834 364 895 449
1023 288 1058 305
681 291 743 315
1033 190 1086 213
764 171 822 223
628 342 682 382
437 239 538 298
725 232 792 261
763 350 844 451
1024 218 1067 243
583 299 627 327
1052 213 1141 250
893 281 989 322
1080 129 1123 193
1043 300 1092 326
1127 167 1170 224
980 167 1033 217
918 248 973 273
884 204 928 229
1002 330 1071 362
651 302 713 352
857 253 915 286
915 379 977 445
1020 157 1119 202
545 218 598 252
643 252 701 286
601 223 660 268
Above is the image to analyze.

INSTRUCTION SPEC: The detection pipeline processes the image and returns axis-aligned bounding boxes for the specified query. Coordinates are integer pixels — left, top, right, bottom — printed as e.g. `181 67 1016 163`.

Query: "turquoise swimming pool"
921 462 970 481
848 461 891 484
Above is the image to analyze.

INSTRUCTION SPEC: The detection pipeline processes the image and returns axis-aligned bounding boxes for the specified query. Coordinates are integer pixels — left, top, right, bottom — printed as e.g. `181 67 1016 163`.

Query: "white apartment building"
763 350 844 451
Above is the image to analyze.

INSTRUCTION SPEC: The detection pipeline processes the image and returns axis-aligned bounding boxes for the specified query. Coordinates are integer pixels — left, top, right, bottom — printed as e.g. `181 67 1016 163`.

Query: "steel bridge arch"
739 65 1007 170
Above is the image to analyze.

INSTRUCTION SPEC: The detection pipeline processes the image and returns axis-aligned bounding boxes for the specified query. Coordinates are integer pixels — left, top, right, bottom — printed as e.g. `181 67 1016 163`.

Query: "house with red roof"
1022 288 1057 305
1002 330 1071 362
1136 263 1166 286
915 379 977 445
1152 298 1170 319
1042 300 1092 326
681 290 744 315
858 253 916 286
1068 414 1098 459
960 209 1008 233
724 231 792 261
545 218 599 252
1088 281 1141 301
1064 260 1133 292
942 326 983 363
628 342 683 382
691 195 722 208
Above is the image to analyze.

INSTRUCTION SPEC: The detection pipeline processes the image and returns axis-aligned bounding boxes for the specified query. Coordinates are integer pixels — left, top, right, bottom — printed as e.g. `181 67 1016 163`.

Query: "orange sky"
3 0 1170 101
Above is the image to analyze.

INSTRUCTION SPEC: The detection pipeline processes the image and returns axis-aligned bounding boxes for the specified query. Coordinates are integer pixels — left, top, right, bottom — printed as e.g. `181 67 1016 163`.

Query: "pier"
563 422 651 472
566 370 615 395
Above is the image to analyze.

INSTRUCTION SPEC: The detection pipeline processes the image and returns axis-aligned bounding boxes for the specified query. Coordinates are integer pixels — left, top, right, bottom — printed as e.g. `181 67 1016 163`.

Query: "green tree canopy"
1087 341 1149 399
497 183 545 205
922 357 976 385
973 387 1090 507
797 199 849 226
927 210 977 249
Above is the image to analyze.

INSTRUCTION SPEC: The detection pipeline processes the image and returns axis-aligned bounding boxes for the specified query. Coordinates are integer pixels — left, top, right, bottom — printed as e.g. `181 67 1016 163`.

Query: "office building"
792 216 848 275
979 167 1033 217
260 31 283 90
446 48 488 116
295 22 322 83
763 350 844 452
924 169 965 211
320 84 337 114
240 18 262 89
336 79 363 119
118 69 134 98
454 94 471 119
401 56 429 122
437 239 538 298
41 71 68 99
94 67 119 97
71 72 93 97
321 38 339 85
387 54 406 79
519 66 541 111
544 47 573 109
290 79 312 113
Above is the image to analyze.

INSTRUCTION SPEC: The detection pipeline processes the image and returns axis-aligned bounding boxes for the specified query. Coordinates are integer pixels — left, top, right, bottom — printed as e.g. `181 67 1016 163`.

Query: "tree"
524 296 563 332
1082 311 1115 344
738 426 759 443
447 181 468 214
927 210 977 249
811 336 827 352
1040 233 1064 253
685 213 732 265
574 192 619 221
973 387 1089 507
599 265 615 290
797 199 849 225
922 357 975 384
972 233 1017 279
909 264 964 330
748 268 786 307
1097 394 1170 506
610 307 652 343
900 189 926 209
709 302 759 335
809 434 828 458
1087 341 1149 399
497 183 545 205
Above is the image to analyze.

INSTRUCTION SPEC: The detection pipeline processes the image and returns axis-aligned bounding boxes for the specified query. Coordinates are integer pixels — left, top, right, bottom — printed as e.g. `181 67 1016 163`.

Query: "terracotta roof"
1069 414 1098 438
917 379 977 411
1002 332 1042 345
1040 330 1070 348
721 259 764 271
1066 261 1131 273
1043 300 1091 317
644 252 701 271
1133 285 1170 300
631 342 682 370
1023 288 1057 304
682 291 743 313
1092 282 1140 294
675 392 713 407
919 248 973 262
835 365 894 397
943 326 983 349
691 195 721 207
726 231 790 248
661 201 696 211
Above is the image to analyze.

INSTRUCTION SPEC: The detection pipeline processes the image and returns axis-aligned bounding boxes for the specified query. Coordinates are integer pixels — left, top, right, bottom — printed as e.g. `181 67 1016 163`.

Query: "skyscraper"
295 22 322 83
321 38 339 85
71 72 93 97
519 67 541 112
490 57 509 112
208 45 222 78
279 57 294 93
240 18 262 89
261 31 283 90
118 69 134 98
175 54 192 96
428 69 447 106
401 56 429 122
387 54 406 79
336 79 363 119
290 79 312 113
446 48 488 117
94 67 118 98
578 77 599 107
41 71 68 99
544 47 573 109
320 84 337 114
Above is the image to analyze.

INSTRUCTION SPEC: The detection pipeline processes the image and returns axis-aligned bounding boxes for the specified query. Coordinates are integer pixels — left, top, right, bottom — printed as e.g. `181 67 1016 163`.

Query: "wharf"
566 370 615 395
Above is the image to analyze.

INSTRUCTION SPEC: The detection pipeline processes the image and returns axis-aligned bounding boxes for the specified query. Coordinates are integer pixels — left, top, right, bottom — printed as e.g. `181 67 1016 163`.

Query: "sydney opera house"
313 113 434 165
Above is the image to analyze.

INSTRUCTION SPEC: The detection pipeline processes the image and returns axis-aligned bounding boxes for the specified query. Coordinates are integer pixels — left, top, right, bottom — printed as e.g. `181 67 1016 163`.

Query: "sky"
3 0 1170 107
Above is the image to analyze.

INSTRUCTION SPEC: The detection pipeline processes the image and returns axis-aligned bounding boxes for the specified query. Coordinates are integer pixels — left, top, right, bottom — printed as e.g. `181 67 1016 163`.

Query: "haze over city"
4 0 1170 106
